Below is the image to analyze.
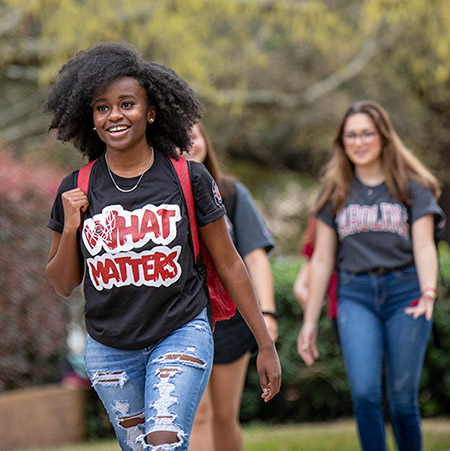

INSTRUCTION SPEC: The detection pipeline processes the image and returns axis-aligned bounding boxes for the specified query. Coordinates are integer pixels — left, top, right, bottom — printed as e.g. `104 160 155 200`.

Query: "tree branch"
302 38 377 103
195 29 380 110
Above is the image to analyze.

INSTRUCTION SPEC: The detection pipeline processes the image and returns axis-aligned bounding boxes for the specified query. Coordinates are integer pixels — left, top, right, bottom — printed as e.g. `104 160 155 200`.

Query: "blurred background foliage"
2 0 450 248
1 0 449 433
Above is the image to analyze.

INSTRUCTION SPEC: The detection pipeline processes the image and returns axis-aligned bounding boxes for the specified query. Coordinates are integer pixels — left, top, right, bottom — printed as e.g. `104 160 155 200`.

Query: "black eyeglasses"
343 131 378 144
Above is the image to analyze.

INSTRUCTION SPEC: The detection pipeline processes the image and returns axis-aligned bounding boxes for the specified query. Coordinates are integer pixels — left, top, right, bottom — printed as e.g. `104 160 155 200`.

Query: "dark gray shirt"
228 182 274 257
317 178 444 273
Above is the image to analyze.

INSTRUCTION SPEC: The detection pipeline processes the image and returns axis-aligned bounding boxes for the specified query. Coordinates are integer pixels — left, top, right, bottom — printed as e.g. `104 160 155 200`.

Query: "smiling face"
342 113 382 170
92 77 155 154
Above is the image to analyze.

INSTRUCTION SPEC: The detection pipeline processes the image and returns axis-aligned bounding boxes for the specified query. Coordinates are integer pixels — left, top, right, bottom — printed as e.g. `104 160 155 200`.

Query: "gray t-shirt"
317 178 444 273
228 182 274 257
212 180 274 363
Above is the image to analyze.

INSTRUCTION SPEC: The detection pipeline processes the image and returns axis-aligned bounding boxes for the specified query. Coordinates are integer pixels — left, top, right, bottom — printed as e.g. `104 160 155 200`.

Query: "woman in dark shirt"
297 100 444 451
185 123 278 451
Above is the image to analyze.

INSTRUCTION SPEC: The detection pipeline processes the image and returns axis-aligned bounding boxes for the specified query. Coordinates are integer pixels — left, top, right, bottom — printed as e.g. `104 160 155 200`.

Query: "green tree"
2 0 450 238
2 0 450 171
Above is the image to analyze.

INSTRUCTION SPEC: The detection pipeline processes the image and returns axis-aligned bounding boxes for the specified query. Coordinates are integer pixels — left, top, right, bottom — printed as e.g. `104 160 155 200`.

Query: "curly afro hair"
44 41 203 161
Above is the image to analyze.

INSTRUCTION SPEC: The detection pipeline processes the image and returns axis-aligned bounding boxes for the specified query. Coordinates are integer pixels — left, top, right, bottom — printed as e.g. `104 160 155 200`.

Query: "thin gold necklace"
105 147 154 193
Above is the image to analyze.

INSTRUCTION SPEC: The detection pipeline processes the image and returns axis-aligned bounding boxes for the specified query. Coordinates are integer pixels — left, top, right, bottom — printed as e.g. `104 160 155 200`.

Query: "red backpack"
77 156 236 330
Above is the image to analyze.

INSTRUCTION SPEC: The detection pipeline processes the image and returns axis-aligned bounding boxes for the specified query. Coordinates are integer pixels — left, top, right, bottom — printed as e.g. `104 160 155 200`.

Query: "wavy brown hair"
193 122 236 206
316 100 441 215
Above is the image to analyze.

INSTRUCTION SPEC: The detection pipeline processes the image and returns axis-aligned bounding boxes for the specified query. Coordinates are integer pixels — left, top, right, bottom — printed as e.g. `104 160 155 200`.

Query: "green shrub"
420 241 450 416
0 150 69 391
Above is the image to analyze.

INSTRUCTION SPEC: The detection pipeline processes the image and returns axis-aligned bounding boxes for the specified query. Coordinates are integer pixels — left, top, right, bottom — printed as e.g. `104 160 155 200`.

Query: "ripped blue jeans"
337 266 432 451
84 309 213 451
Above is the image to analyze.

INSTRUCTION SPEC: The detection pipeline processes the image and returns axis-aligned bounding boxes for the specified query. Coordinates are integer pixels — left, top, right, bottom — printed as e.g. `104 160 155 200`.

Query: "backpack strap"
169 156 215 328
169 156 200 263
76 159 98 233
77 159 97 195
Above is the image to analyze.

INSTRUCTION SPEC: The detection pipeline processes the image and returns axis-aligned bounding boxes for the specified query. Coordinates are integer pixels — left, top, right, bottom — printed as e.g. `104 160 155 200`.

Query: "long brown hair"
316 100 441 215
193 122 236 206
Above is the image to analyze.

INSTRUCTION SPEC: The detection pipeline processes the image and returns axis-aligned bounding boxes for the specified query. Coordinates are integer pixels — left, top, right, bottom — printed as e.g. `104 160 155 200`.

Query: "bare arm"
45 188 88 297
199 217 281 401
405 213 438 320
297 220 337 365
293 259 311 310
244 248 278 342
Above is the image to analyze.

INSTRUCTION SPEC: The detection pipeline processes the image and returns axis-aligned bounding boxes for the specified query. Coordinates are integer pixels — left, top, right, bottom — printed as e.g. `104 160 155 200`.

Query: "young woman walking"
45 41 281 451
297 100 444 451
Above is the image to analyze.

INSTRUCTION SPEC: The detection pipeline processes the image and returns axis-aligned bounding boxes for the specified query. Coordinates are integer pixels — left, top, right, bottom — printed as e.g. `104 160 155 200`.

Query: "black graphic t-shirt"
317 178 444 273
48 151 226 350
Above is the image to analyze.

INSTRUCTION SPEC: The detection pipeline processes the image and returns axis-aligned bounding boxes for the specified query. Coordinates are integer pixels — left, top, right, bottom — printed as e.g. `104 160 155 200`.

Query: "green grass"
20 419 450 451
242 419 450 450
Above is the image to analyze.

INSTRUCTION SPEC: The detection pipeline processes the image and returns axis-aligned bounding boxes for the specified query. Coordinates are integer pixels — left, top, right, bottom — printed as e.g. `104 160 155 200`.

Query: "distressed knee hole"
92 370 128 387
145 430 180 446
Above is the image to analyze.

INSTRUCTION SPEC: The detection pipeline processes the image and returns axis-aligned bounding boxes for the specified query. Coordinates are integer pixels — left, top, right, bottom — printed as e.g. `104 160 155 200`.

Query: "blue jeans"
337 266 432 451
84 309 213 451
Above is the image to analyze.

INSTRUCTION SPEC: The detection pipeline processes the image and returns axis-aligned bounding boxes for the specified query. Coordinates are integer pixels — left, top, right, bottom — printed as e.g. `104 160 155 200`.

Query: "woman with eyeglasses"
297 100 444 451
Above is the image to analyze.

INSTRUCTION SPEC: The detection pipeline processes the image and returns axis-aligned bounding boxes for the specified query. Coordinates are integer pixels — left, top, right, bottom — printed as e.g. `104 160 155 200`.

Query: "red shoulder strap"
77 159 97 233
77 159 97 195
169 156 200 263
